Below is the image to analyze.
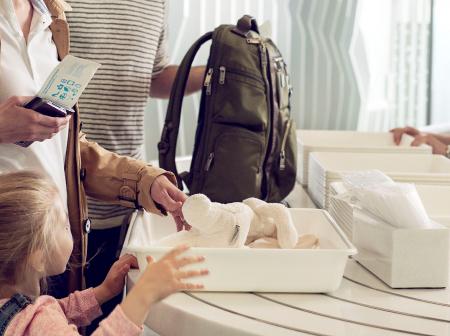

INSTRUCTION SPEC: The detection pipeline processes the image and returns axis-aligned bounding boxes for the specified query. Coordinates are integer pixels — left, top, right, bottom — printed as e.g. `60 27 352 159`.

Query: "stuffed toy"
154 193 253 248
154 194 319 249
243 197 298 248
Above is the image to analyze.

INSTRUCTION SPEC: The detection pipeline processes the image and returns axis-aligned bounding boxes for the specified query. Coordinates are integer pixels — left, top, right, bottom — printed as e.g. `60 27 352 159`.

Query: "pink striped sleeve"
57 288 102 327
93 306 143 336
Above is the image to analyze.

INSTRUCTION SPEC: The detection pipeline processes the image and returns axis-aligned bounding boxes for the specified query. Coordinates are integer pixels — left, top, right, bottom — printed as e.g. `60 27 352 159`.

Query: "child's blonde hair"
0 171 62 289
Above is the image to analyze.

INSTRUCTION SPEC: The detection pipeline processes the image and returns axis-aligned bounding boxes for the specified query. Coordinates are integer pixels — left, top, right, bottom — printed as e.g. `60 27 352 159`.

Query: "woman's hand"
390 126 448 155
150 175 190 231
0 96 70 143
410 133 448 155
390 126 420 145
120 246 208 327
93 254 138 305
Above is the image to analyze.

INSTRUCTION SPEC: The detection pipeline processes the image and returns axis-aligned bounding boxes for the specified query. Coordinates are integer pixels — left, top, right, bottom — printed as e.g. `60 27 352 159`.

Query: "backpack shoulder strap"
0 294 31 336
158 31 213 188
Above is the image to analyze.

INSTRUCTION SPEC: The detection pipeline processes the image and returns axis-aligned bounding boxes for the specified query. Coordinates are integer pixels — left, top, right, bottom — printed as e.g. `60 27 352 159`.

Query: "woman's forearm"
431 133 450 145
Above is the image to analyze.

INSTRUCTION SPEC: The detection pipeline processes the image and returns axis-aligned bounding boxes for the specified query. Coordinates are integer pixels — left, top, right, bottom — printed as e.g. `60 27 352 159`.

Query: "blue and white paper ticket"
38 55 100 109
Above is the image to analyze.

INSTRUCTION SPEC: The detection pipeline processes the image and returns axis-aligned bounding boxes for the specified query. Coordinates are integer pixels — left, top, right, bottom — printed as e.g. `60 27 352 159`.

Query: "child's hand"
140 245 208 302
93 254 138 305
120 245 208 327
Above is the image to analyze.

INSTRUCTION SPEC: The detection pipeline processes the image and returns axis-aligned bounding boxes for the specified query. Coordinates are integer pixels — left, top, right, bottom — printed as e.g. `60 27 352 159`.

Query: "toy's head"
180 194 253 247
182 194 219 233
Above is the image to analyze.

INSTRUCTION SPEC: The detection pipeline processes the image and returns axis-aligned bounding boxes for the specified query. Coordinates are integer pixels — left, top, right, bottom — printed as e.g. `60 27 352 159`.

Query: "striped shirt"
66 0 169 228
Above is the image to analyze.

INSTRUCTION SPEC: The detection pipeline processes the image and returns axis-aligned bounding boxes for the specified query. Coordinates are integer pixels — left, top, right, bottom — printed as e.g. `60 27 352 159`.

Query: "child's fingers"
146 256 154 264
174 256 205 269
161 245 190 261
176 269 209 279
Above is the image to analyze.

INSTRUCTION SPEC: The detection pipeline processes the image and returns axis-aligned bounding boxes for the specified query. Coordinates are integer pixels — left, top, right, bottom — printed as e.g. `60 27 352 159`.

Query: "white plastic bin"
353 209 449 288
124 209 357 293
296 130 431 185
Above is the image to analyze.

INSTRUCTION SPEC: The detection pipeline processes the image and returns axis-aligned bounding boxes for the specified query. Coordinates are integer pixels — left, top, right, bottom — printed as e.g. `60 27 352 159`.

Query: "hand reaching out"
93 254 138 305
139 245 208 301
390 126 448 155
150 175 191 231
120 245 208 327
390 126 420 145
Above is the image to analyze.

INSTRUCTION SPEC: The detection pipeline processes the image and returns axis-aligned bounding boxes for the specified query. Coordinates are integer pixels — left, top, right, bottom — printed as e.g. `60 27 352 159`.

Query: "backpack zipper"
204 68 213 95
279 119 293 171
258 41 272 199
204 152 214 171
219 66 226 84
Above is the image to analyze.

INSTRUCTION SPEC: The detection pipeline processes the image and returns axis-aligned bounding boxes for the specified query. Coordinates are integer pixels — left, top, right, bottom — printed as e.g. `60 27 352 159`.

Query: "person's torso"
0 0 68 209
66 0 166 159
66 0 166 225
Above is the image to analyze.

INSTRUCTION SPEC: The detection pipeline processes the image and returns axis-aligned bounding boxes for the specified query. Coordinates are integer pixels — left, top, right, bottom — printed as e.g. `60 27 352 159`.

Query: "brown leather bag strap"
158 31 213 189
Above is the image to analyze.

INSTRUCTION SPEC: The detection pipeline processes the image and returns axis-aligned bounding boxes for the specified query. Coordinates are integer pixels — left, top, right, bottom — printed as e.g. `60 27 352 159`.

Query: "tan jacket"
44 0 174 291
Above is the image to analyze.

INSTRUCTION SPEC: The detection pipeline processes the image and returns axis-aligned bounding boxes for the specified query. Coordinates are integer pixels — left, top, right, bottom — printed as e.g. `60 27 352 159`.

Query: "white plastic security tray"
296 130 432 185
327 182 450 241
308 153 450 208
124 209 356 293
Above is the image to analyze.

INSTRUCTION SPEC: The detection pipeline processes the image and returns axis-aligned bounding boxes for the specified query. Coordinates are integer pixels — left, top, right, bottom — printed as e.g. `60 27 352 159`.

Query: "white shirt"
0 0 68 209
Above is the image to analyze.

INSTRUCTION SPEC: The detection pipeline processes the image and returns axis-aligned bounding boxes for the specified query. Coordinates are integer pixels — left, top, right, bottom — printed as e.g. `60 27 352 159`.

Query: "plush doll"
243 198 298 249
153 194 319 249
154 193 253 248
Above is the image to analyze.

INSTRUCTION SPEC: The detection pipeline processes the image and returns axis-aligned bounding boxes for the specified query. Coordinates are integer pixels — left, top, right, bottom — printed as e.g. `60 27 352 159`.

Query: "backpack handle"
158 31 213 189
237 15 259 34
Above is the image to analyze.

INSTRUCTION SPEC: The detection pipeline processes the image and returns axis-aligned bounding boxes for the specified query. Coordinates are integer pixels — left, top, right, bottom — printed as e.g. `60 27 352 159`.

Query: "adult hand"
0 96 70 143
390 126 420 145
410 133 448 155
150 175 190 231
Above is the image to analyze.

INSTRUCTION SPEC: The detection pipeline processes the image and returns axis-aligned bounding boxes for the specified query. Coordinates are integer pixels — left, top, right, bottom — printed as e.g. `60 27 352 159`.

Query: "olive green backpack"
158 15 297 203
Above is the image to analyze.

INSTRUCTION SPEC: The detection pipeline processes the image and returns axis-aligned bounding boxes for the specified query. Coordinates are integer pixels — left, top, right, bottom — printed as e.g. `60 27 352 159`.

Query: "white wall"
431 0 450 125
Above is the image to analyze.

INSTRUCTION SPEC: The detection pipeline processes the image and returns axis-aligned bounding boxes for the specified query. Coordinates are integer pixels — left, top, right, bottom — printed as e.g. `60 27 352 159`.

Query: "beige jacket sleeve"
79 133 176 215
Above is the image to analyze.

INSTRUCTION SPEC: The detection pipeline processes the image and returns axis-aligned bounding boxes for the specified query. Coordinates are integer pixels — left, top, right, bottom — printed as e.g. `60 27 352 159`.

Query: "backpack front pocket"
201 125 265 203
213 66 268 131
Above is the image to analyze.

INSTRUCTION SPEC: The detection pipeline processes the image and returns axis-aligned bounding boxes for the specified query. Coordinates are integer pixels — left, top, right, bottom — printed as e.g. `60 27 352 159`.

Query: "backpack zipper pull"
219 66 226 84
279 119 293 171
279 150 286 171
205 152 215 171
204 68 213 95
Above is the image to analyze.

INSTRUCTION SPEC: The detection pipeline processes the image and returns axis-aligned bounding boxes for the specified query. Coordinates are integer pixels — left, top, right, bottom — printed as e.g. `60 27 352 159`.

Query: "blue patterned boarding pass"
38 55 100 109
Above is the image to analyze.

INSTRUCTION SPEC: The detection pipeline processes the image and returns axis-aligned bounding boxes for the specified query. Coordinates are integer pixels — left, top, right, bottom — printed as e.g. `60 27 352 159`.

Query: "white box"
308 152 450 208
124 209 357 293
353 209 450 288
296 130 431 185
328 182 450 237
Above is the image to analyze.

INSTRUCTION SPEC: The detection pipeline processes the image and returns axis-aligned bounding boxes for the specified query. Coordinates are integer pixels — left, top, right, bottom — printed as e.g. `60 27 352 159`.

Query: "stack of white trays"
296 130 431 185
328 182 450 240
308 152 450 209
328 183 354 239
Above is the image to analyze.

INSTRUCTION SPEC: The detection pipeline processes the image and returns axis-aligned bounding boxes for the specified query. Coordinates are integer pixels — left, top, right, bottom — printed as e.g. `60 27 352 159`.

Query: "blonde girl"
0 171 208 335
